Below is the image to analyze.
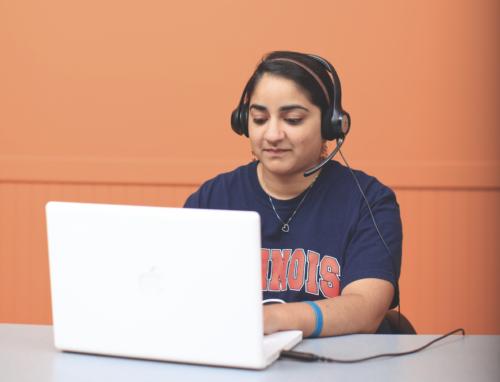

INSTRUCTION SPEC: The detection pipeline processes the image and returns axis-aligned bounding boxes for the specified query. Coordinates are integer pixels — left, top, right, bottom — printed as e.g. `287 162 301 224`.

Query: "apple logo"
138 266 165 296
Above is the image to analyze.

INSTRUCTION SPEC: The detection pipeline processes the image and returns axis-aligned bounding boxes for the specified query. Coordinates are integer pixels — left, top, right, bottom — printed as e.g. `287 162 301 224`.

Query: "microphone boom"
304 138 345 177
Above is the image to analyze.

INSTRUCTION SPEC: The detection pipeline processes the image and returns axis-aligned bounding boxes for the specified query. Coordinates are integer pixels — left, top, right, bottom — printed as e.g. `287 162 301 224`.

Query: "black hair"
243 51 334 116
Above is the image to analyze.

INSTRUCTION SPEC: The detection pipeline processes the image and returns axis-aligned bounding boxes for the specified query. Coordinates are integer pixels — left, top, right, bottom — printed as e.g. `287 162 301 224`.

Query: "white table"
1 324 499 381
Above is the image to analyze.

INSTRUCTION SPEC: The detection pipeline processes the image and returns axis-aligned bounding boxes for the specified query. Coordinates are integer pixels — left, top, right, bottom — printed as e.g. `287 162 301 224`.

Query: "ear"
320 140 328 160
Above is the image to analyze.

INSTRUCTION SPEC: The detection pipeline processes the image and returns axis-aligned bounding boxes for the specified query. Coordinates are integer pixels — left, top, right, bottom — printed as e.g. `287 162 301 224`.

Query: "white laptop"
45 201 302 369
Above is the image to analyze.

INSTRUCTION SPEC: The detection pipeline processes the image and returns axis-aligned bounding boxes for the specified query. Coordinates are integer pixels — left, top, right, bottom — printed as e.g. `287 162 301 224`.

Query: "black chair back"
385 310 417 334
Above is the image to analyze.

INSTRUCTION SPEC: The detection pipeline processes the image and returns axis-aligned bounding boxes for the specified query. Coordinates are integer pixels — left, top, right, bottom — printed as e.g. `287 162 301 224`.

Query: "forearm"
264 295 376 336
264 279 393 337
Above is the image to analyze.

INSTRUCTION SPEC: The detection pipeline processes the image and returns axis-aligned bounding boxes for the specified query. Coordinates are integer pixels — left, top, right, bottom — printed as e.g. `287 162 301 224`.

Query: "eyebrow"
249 104 310 113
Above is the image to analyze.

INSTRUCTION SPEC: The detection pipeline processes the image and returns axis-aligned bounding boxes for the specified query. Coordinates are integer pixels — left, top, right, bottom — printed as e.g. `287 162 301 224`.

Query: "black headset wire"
338 148 392 256
280 148 465 363
280 328 465 363
339 147 404 329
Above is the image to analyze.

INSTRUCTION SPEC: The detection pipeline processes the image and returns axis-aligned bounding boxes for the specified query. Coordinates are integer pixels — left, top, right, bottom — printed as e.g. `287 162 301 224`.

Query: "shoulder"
316 161 400 235
183 162 257 208
322 160 397 203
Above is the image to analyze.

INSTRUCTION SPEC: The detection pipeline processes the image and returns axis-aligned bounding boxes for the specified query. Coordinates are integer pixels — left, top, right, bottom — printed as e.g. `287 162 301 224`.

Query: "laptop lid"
46 202 301 369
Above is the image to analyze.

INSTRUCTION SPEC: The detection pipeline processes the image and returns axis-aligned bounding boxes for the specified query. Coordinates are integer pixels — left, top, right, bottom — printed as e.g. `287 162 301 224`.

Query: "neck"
257 163 320 200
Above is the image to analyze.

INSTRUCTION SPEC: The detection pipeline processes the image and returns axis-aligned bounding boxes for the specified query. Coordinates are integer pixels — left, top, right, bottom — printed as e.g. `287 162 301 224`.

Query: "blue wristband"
305 301 323 338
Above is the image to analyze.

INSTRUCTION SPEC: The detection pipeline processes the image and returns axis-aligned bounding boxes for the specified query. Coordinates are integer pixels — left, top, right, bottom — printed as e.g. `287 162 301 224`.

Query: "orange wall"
1 0 499 334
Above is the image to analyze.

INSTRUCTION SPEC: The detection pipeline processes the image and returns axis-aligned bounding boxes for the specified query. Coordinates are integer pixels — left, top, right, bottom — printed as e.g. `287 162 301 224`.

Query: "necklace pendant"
281 223 290 233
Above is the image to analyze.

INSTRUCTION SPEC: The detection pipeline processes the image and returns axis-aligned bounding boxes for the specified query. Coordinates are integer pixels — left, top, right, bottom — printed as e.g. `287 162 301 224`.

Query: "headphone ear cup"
322 110 350 141
230 104 249 137
321 112 332 140
240 104 249 137
321 110 340 140
231 108 243 135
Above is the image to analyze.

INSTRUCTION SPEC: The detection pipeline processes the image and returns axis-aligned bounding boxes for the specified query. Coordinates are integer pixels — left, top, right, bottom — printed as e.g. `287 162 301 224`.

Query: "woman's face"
248 73 324 178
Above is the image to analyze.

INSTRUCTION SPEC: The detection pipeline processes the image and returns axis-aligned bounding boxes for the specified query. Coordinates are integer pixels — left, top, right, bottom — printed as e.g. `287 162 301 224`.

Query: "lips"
263 148 290 154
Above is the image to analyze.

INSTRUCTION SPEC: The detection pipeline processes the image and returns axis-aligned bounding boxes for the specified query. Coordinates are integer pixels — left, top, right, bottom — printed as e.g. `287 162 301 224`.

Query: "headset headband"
267 58 331 104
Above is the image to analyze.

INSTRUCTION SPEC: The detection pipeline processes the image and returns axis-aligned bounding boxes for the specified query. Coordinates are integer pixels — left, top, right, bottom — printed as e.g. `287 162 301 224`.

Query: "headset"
230 52 351 176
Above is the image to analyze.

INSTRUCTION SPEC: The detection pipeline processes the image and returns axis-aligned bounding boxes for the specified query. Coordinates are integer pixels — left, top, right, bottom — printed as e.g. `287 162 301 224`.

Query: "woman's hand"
263 304 284 335
263 303 312 335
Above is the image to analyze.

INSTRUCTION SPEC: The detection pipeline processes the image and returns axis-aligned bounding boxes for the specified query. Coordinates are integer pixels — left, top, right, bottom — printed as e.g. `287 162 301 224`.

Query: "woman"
184 51 402 337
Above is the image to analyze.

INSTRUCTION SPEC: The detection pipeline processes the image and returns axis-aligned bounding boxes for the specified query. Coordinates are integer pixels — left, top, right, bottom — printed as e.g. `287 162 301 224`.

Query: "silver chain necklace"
267 175 319 233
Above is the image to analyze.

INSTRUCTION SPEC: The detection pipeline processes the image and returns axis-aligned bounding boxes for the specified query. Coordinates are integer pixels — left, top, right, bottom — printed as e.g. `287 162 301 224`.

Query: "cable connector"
280 350 320 362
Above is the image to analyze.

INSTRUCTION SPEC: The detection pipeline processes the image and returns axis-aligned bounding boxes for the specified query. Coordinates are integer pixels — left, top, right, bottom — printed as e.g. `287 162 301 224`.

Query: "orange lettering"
319 256 340 298
268 249 291 291
288 249 306 291
305 250 320 295
261 248 270 290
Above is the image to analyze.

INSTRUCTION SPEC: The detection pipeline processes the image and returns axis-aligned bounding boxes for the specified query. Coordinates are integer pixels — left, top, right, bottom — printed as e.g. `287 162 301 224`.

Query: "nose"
263 116 285 143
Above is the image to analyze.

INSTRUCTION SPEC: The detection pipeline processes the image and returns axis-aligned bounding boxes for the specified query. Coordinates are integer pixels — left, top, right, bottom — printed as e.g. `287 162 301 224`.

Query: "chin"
260 159 299 176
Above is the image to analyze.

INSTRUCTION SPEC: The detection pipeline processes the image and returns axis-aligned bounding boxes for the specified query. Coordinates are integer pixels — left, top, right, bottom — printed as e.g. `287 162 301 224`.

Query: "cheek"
295 119 322 147
248 130 262 150
294 130 322 150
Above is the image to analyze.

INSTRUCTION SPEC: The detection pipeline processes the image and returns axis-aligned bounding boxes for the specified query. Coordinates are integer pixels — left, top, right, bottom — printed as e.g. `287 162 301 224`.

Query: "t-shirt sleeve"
183 189 201 208
182 176 226 209
340 181 403 309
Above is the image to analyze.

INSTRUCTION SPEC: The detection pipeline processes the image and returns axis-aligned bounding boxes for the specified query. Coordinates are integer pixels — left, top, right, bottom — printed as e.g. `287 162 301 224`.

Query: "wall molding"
1 156 499 189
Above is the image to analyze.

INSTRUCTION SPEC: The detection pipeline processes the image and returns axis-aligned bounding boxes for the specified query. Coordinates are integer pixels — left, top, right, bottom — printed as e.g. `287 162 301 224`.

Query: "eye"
252 118 267 125
285 118 303 126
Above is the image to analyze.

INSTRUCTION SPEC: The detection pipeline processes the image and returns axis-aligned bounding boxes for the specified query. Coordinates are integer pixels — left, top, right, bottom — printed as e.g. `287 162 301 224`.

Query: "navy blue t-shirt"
184 160 402 309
